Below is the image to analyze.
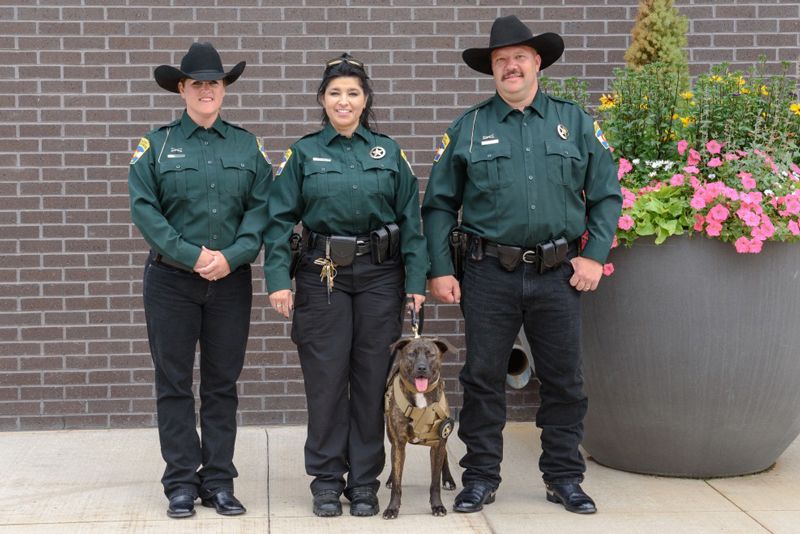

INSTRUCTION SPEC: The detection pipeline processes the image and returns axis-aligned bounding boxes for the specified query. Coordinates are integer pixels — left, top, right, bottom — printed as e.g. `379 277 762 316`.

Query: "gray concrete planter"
581 235 800 477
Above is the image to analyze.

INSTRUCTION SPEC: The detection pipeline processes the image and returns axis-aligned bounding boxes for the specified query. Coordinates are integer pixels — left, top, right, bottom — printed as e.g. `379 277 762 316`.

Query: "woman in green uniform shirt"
262 54 428 517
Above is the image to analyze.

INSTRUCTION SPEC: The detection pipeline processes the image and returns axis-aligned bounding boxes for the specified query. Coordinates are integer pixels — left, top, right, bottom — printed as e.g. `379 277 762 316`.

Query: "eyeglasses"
325 57 365 69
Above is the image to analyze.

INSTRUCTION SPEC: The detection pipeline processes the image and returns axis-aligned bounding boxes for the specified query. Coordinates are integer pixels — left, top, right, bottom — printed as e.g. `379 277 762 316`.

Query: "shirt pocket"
361 158 398 197
221 155 256 195
545 140 583 187
158 157 200 200
468 144 512 191
301 160 343 199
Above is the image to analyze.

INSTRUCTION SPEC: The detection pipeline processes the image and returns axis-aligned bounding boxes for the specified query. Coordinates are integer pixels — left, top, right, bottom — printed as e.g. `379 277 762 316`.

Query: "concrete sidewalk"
2 423 799 533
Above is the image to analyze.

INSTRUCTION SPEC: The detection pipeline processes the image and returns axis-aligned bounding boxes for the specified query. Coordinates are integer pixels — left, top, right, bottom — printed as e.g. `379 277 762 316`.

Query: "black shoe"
167 493 196 519
452 483 496 513
545 482 597 514
347 486 379 517
201 490 246 516
313 490 343 517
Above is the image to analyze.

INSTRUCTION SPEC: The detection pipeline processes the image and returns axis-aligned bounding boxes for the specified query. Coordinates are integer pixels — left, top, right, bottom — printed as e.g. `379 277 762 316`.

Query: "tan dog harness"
385 372 454 446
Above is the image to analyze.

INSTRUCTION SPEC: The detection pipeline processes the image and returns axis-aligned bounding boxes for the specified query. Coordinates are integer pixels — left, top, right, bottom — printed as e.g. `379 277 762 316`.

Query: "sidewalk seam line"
704 480 774 533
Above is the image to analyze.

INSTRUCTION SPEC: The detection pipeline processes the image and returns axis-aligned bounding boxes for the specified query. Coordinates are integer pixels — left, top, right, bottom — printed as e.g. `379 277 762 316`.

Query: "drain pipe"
506 326 536 389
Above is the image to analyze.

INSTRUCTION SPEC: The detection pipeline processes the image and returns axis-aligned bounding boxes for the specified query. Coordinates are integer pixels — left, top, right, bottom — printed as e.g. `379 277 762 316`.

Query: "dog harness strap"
390 375 452 446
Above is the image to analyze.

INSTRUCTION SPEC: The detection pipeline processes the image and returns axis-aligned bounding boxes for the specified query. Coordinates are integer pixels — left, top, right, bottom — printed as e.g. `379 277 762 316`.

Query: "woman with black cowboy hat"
262 53 428 518
128 41 271 519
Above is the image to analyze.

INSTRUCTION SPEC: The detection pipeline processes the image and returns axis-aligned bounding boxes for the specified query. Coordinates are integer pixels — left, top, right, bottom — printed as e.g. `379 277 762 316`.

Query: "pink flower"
735 237 750 253
603 263 615 276
690 176 701 188
724 152 739 161
621 188 636 209
708 204 730 222
788 220 800 236
693 214 705 231
677 140 688 155
784 196 800 215
669 173 685 186
707 157 723 168
611 235 619 249
791 163 800 174
748 238 763 253
705 221 722 236
617 158 632 179
618 215 635 230
736 207 761 227
690 194 706 210
738 171 756 190
684 165 699 174
687 149 701 166
706 140 723 154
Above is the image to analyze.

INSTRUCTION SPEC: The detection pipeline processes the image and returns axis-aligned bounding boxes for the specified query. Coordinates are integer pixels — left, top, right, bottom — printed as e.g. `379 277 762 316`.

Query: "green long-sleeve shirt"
128 111 272 271
263 123 428 294
422 91 622 277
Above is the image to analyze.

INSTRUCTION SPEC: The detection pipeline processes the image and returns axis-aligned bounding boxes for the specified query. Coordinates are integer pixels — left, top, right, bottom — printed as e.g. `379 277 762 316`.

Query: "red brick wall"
1 1 798 430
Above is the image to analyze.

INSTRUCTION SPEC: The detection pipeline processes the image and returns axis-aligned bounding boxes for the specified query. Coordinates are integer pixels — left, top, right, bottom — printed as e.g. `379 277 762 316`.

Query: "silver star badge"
369 146 386 159
557 124 569 140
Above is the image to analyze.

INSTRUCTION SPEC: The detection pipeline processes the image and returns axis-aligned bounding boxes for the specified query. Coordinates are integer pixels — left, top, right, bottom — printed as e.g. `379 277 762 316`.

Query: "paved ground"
2 423 799 533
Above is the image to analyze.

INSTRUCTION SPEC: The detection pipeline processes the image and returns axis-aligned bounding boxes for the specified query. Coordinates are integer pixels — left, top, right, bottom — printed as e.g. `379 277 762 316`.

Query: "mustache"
502 70 523 80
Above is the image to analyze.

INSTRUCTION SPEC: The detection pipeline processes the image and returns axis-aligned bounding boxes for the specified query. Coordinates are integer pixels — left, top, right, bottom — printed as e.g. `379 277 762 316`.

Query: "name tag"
166 154 186 158
481 139 499 145
312 157 332 162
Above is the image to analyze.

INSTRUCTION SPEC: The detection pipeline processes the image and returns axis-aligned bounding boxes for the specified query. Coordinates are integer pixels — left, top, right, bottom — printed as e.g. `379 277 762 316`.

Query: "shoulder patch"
275 148 292 177
593 121 610 150
129 137 150 165
256 138 271 164
433 133 450 163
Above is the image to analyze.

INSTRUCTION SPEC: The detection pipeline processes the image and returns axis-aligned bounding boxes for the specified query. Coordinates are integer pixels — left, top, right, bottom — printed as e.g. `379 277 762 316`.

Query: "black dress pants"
143 260 252 498
459 254 586 489
291 252 404 496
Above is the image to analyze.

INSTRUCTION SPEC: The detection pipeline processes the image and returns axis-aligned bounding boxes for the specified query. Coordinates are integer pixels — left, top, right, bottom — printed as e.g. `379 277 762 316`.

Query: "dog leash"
407 298 424 338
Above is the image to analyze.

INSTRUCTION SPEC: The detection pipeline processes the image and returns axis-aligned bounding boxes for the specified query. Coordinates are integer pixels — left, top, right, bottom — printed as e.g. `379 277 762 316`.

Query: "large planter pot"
581 235 800 477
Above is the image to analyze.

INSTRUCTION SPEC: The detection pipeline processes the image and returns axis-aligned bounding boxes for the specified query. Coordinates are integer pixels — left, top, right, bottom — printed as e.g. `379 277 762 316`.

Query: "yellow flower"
710 75 723 83
672 113 679 120
680 116 694 127
598 93 617 111
760 85 769 96
790 103 800 117
737 77 746 86
741 87 751 94
680 91 693 100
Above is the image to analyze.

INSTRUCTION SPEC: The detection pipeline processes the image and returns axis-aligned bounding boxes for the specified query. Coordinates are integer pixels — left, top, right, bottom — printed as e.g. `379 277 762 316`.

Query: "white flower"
648 171 657 178
632 158 640 165
765 189 775 196
708 173 716 179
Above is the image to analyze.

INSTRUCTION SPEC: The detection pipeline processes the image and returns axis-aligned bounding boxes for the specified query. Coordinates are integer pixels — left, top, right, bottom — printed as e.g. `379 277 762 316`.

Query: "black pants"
291 251 404 497
459 254 586 489
143 260 252 499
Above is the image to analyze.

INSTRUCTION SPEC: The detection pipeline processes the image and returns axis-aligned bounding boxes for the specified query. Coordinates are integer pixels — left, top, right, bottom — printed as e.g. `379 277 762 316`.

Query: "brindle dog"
383 337 457 519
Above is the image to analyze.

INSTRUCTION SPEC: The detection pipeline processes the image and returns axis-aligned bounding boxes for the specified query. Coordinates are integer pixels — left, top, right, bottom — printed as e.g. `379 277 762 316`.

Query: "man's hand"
269 289 293 318
406 293 426 313
569 256 604 292
195 246 232 281
428 275 461 304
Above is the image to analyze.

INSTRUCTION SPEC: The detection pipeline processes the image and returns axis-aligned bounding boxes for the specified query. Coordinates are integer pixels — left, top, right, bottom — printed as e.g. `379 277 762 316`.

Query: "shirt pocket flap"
158 157 198 173
303 160 342 176
361 158 399 172
221 155 256 173
545 140 581 159
470 143 511 163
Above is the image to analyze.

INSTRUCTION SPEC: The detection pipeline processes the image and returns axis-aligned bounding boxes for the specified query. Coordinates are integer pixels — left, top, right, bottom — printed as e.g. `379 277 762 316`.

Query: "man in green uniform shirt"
422 16 622 514
128 42 271 519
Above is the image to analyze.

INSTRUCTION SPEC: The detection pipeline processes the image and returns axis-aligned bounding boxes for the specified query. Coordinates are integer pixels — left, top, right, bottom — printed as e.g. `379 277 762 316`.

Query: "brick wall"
1 1 798 430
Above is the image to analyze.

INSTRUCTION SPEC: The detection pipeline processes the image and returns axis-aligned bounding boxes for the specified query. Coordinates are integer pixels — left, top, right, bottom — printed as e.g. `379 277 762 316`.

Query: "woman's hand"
407 293 426 313
269 289 294 318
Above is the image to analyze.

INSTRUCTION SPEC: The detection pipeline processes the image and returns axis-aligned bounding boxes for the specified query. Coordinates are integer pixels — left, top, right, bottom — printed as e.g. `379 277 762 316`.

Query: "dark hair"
317 53 375 131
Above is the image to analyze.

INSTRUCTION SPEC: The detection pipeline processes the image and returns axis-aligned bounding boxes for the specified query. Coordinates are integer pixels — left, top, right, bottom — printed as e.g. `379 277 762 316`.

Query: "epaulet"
544 93 580 106
221 119 249 133
297 129 322 142
451 96 494 127
150 119 179 135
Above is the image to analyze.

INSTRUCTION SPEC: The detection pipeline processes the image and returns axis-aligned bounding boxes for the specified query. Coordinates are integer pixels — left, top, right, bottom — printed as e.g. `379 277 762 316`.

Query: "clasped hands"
193 246 231 281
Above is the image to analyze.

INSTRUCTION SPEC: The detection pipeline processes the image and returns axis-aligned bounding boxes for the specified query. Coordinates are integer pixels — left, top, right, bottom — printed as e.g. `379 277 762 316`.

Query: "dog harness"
385 372 454 446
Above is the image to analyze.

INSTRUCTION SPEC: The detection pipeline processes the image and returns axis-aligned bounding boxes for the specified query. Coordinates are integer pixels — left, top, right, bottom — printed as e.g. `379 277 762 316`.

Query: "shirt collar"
179 111 228 139
492 89 546 122
320 122 372 145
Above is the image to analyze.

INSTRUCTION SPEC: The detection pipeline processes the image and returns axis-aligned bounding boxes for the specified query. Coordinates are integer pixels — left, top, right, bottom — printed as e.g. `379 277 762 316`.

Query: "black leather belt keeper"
309 224 398 266
483 237 570 273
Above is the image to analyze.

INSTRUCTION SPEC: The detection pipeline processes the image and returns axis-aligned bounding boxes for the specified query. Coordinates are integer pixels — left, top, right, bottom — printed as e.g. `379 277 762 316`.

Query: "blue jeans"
459 254 586 488
143 259 252 498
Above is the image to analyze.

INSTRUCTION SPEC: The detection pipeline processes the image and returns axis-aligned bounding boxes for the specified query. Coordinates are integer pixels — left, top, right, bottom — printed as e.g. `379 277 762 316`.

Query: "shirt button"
346 147 351 151
176 165 181 169
212 235 217 239
212 209 217 214
530 204 536 210
528 175 534 180
240 163 245 168
210 183 215 188
355 210 361 215
352 184 358 189
207 160 213 164
349 164 355 169
204 141 209 145
525 147 531 152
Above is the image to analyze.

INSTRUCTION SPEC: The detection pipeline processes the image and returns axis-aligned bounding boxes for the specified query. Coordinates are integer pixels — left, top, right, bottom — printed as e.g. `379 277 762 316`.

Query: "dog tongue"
415 377 429 392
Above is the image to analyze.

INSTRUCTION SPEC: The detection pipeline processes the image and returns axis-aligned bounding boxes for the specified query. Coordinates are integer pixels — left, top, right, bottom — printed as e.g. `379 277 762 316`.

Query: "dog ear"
432 338 456 356
391 338 413 355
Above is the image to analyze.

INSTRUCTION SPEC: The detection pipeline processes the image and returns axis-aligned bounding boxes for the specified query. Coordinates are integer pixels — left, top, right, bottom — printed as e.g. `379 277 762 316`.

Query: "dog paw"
385 479 393 489
382 507 399 520
442 480 456 491
431 505 447 516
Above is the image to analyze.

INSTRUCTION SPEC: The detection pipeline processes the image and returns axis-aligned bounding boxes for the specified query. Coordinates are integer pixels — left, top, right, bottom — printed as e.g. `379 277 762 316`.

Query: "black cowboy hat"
154 42 246 93
462 15 564 75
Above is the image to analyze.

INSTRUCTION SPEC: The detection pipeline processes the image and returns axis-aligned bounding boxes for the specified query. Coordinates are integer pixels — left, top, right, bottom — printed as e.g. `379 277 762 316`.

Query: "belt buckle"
521 250 537 264
356 239 369 256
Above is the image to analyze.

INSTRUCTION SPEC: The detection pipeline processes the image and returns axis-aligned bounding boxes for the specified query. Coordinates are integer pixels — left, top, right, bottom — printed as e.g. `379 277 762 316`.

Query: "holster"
536 237 569 274
495 244 523 272
370 226 389 263
288 232 302 278
386 223 400 259
328 235 357 267
448 229 467 280
468 234 484 261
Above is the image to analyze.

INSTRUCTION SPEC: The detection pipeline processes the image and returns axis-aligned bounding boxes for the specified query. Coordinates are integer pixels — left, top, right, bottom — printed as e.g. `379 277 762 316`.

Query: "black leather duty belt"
151 252 193 273
309 233 372 257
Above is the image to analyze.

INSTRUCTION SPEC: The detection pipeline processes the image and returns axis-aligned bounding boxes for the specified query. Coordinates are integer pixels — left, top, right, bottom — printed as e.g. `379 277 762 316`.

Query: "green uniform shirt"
128 111 272 271
263 123 428 294
422 91 622 277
